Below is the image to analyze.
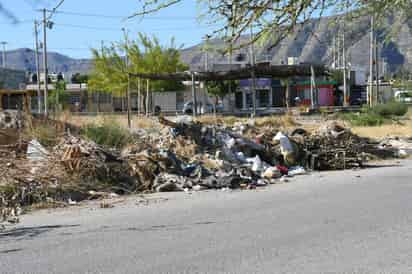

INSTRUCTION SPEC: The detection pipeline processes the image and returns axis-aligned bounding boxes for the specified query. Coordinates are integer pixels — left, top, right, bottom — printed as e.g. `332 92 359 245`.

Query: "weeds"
341 102 409 127
81 120 132 148
24 123 62 147
340 112 384 126
371 102 408 117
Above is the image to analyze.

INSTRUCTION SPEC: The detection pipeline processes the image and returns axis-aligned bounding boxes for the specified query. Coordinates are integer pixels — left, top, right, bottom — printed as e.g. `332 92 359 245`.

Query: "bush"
371 102 408 117
82 121 132 148
340 112 384 126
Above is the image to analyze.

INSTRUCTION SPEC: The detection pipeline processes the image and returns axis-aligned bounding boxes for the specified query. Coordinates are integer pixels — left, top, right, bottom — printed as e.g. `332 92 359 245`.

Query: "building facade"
0 68 26 90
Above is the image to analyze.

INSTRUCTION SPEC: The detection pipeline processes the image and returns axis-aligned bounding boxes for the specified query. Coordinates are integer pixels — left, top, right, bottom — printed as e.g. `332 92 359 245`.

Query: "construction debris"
1 115 408 223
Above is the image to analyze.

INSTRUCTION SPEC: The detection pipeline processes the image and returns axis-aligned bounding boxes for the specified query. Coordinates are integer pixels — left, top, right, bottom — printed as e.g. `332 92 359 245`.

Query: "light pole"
250 25 257 117
1 41 7 68
42 8 50 115
34 21 42 113
122 27 131 129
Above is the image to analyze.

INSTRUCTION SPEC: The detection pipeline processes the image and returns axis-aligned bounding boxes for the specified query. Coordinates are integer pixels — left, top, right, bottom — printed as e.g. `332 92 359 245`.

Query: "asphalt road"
2 160 412 274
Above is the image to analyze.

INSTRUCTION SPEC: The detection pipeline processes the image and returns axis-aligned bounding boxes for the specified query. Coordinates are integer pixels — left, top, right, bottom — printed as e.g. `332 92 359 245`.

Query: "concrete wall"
0 68 26 90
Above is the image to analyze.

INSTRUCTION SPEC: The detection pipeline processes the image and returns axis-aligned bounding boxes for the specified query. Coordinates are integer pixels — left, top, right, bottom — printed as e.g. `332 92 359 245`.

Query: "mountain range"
2 13 412 79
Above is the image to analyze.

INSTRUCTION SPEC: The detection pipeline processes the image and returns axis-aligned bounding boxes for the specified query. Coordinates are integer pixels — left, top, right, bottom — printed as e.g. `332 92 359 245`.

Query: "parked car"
395 90 412 104
182 101 223 114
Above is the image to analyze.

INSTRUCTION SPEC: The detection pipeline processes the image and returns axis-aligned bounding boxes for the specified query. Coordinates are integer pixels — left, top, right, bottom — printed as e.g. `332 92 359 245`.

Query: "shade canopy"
129 64 328 81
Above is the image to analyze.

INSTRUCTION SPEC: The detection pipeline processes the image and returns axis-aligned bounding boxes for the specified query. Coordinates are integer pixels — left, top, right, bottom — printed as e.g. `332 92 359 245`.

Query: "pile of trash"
0 110 23 129
1 116 410 224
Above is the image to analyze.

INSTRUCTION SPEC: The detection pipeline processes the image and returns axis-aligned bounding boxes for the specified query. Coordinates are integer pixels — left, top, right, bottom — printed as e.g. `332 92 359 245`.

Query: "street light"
1 41 7 68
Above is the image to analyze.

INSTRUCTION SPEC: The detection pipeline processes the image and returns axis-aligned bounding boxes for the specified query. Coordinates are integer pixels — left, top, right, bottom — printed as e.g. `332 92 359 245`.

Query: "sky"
0 0 217 59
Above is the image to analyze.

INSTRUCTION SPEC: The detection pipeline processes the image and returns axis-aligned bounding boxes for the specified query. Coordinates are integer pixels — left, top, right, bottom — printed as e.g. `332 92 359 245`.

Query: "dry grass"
351 109 412 139
62 113 299 132
59 110 412 141
59 113 157 129
196 114 298 129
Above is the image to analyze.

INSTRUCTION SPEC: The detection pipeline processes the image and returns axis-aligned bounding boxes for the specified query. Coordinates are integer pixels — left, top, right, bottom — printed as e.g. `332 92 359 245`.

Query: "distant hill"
0 48 92 80
181 14 412 74
2 13 412 79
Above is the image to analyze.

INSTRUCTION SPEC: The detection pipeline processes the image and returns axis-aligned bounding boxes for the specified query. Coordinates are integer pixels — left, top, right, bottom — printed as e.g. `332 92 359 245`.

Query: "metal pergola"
128 64 329 117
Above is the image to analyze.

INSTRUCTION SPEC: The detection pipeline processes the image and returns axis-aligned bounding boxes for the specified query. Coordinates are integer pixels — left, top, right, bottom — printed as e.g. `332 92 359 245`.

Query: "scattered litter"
1 115 408 223
27 139 49 161
288 166 307 176
262 167 282 179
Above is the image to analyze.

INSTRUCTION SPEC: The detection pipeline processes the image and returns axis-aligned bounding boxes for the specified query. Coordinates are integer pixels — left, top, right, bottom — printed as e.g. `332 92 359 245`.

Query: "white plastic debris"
288 166 306 176
27 139 49 161
273 132 294 155
174 115 193 125
262 166 282 179
249 155 263 172
398 149 408 158
225 137 236 149
256 179 268 186
235 152 247 163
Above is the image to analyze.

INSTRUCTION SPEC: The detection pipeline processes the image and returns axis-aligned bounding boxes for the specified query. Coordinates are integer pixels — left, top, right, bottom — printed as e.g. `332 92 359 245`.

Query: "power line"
46 0 66 20
54 23 120 31
53 22 216 32
45 9 196 20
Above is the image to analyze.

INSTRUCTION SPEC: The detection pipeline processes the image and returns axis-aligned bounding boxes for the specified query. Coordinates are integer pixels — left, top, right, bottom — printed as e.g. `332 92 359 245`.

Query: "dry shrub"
132 117 157 129
255 114 297 128
82 120 132 149
23 122 63 147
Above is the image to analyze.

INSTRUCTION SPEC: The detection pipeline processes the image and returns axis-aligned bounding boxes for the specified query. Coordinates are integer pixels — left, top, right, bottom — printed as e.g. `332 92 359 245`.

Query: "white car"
182 101 223 114
395 90 412 103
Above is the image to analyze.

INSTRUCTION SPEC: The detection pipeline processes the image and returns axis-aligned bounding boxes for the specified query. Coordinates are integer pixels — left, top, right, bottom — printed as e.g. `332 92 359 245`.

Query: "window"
257 89 269 107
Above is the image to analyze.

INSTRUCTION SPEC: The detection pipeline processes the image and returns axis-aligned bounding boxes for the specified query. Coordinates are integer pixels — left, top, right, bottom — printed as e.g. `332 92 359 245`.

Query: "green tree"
131 0 412 50
206 80 237 99
206 80 238 111
88 33 188 108
48 80 68 112
71 73 89 84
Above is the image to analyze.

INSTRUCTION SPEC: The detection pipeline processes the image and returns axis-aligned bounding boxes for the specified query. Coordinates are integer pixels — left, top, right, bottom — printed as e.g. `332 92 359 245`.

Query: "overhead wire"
53 23 216 32
46 0 65 20
46 9 196 20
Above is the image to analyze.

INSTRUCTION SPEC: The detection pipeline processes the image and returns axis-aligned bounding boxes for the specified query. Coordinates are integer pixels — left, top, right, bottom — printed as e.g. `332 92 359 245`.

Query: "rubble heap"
1 115 409 224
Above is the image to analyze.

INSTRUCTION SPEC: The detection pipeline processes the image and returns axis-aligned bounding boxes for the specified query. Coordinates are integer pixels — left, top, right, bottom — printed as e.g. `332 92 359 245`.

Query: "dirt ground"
59 109 412 140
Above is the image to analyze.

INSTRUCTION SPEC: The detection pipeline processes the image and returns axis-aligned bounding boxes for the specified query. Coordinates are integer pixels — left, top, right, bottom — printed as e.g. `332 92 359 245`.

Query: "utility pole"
1 41 7 68
369 15 374 107
146 79 150 116
191 72 197 117
374 36 379 104
250 25 257 117
34 21 42 113
310 66 315 109
337 33 341 68
137 78 141 116
42 8 49 115
343 31 348 107
203 35 209 115
203 35 210 72
332 36 336 68
122 28 131 129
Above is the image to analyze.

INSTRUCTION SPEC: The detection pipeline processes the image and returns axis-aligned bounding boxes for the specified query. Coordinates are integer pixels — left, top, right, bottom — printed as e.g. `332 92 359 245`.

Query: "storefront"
293 81 336 107
236 78 273 109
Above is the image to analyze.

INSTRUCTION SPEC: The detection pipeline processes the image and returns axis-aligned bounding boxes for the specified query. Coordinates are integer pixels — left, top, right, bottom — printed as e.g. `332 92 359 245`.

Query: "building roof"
0 89 37 96
129 64 328 81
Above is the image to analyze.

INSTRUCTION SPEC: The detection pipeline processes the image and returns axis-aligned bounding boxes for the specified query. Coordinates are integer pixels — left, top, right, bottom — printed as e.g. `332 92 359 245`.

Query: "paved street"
1 160 412 274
